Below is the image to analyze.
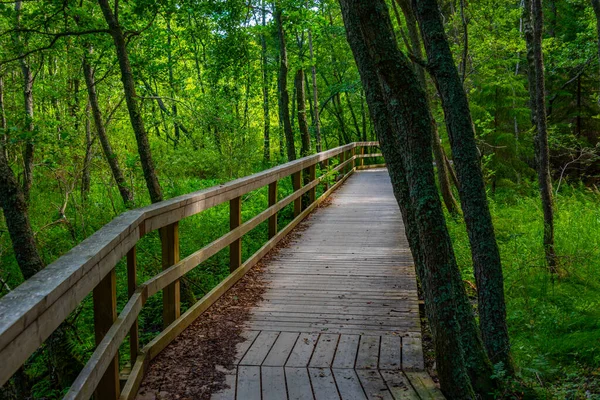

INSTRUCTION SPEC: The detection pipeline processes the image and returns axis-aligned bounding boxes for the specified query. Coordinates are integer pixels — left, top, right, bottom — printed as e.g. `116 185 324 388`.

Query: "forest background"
0 0 599 398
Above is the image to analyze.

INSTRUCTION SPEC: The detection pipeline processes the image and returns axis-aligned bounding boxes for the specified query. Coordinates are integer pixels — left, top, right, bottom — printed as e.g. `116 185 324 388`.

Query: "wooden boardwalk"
212 169 443 400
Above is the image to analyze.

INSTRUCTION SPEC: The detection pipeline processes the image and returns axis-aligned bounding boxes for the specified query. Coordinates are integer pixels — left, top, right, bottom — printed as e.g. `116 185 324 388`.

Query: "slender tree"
592 0 600 105
98 0 163 203
260 0 271 162
308 29 322 153
295 69 311 157
395 0 460 217
13 0 35 201
275 5 296 161
82 52 134 206
413 0 513 369
531 0 557 269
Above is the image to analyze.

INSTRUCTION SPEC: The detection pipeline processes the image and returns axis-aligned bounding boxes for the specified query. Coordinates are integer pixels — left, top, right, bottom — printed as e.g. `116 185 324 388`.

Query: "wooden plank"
230 196 242 272
356 336 380 370
402 337 424 371
92 269 119 400
333 334 360 369
333 368 367 400
263 331 299 366
356 370 393 400
309 368 340 400
261 367 288 400
240 331 280 366
285 367 314 400
234 330 260 364
268 180 278 238
286 333 319 367
379 371 420 400
379 335 401 370
309 334 339 368
236 366 261 400
161 222 180 327
404 372 445 399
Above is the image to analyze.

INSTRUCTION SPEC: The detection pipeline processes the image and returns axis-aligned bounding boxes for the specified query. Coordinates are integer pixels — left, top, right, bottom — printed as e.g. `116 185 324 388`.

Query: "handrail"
0 141 383 399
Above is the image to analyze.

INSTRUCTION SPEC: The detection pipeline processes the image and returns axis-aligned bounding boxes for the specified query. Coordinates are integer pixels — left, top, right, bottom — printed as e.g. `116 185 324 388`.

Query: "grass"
447 183 600 399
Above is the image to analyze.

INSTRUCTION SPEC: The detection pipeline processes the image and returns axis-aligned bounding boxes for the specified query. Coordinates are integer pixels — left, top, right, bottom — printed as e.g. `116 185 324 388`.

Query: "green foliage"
447 188 600 398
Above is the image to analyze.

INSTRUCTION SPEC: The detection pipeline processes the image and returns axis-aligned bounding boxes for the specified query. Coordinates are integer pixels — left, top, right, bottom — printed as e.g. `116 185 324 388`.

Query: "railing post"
230 196 242 272
127 246 139 364
339 150 346 179
360 145 364 167
93 269 120 399
161 222 180 327
268 181 278 238
351 147 356 170
323 158 330 191
292 172 302 217
308 163 316 204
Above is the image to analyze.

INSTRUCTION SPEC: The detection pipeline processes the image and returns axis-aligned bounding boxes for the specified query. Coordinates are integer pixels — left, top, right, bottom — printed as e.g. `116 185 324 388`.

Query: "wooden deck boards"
210 169 442 399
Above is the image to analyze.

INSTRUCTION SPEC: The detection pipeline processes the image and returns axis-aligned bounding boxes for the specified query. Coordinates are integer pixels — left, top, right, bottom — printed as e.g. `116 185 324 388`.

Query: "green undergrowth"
447 183 600 399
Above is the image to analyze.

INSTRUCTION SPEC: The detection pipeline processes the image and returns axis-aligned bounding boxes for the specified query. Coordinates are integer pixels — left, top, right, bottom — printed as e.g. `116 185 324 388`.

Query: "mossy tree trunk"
339 0 494 396
395 0 460 217
413 0 513 371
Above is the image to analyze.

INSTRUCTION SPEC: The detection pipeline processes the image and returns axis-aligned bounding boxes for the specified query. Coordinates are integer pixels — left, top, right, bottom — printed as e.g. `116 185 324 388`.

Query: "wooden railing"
0 142 383 399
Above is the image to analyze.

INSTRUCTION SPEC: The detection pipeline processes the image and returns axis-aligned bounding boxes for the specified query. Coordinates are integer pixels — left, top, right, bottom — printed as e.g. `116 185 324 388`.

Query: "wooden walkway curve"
211 170 443 400
0 143 444 400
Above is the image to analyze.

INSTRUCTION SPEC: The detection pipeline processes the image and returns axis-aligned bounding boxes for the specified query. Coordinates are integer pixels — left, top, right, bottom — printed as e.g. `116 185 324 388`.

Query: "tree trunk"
261 1 271 162
167 19 180 148
98 0 163 203
0 75 7 156
275 5 296 162
295 69 311 157
14 0 34 201
413 0 513 372
81 102 93 198
0 149 44 281
592 0 600 105
308 30 322 153
523 0 537 126
396 0 460 217
339 0 489 396
531 0 557 270
82 54 134 207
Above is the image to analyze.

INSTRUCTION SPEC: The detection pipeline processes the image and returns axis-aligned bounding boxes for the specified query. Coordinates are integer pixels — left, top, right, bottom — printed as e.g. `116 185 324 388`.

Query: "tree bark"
413 0 513 372
261 1 271 162
14 0 34 201
81 102 93 198
531 0 557 270
523 0 537 126
339 0 490 396
98 0 163 203
0 75 7 156
396 0 460 217
82 54 134 206
0 148 44 281
308 30 322 153
592 0 600 105
295 69 311 157
275 5 296 162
